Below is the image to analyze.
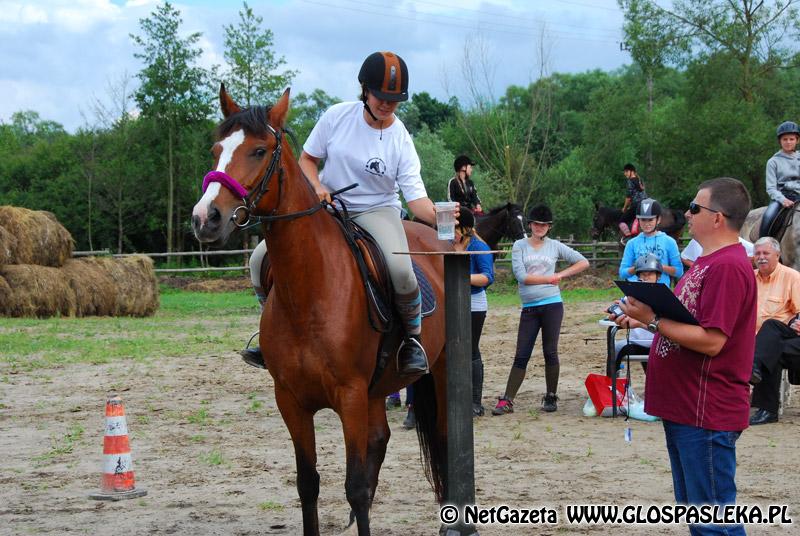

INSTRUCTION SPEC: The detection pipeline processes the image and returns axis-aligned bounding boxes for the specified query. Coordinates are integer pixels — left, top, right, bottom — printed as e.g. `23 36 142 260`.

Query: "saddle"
766 206 794 242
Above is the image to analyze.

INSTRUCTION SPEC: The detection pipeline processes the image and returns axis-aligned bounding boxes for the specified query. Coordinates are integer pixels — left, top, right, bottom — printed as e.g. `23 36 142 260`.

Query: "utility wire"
298 0 621 44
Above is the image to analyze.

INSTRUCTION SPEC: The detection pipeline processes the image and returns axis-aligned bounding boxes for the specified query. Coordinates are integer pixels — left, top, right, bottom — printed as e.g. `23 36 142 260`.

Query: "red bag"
585 373 627 417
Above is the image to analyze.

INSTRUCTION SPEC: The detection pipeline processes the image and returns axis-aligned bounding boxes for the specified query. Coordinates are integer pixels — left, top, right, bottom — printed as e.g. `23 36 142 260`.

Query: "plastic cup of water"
434 202 458 241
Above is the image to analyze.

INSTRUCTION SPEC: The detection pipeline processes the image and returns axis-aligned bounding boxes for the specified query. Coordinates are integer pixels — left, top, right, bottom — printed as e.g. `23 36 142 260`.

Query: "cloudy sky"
0 0 630 131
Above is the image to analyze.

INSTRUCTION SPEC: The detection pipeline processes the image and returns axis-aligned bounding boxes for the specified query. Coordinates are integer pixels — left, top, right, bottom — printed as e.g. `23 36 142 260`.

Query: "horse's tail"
412 373 446 503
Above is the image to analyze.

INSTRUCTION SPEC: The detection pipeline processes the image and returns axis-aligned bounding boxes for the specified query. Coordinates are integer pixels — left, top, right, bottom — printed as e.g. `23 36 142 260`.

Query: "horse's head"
192 84 291 247
590 202 608 239
505 203 527 240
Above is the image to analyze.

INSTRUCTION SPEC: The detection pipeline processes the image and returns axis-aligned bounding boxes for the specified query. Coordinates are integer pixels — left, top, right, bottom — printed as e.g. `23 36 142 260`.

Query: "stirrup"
240 331 266 369
396 337 429 376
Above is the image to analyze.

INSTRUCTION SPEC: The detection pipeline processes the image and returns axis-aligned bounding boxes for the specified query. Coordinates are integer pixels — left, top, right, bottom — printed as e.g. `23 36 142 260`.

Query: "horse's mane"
486 202 522 216
217 105 273 139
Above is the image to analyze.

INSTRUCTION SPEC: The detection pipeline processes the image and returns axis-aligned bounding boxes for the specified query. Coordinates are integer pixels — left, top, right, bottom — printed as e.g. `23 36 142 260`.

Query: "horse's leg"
365 397 390 504
345 397 390 532
274 386 320 536
338 389 372 535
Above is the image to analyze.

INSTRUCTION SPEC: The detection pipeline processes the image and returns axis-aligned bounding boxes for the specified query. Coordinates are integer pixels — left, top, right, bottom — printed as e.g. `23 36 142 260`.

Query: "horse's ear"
268 88 291 129
594 201 600 210
220 83 241 118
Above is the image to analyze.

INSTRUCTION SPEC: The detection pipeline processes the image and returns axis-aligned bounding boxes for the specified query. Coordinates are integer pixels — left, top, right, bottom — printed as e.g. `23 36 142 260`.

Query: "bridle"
201 124 326 230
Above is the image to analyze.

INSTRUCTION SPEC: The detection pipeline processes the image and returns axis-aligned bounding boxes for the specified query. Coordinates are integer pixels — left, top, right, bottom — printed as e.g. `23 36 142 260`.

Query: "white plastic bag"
582 397 597 417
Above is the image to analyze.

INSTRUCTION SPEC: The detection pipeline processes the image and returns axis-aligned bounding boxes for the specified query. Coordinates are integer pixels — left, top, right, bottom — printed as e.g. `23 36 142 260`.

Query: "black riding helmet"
636 198 662 219
634 253 663 275
527 204 553 224
456 207 475 229
776 121 800 139
358 52 409 102
453 155 475 172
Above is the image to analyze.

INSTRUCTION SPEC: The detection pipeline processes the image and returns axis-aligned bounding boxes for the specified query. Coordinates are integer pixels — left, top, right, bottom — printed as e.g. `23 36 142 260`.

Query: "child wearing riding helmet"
759 121 800 238
493 204 589 415
618 198 683 286
611 254 664 366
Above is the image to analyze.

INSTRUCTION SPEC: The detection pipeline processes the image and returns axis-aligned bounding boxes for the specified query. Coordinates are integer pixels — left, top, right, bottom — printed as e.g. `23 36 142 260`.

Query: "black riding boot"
241 287 267 369
760 200 783 238
398 334 429 376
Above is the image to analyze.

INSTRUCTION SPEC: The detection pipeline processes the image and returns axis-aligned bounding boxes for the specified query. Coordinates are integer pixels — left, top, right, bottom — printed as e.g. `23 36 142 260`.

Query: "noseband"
201 125 324 229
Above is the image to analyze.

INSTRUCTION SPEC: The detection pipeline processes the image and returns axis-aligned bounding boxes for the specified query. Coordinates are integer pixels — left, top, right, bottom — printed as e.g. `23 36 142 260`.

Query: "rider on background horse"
244 51 438 376
619 163 647 241
759 121 800 238
447 154 483 215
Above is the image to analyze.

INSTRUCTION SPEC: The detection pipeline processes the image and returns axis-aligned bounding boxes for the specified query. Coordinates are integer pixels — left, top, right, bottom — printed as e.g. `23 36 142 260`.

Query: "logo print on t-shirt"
365 158 386 176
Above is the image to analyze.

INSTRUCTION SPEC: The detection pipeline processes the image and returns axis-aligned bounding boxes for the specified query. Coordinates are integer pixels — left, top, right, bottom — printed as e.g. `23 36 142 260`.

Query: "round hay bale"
0 206 74 267
0 273 11 306
91 255 159 317
0 264 77 318
62 258 118 317
0 224 16 265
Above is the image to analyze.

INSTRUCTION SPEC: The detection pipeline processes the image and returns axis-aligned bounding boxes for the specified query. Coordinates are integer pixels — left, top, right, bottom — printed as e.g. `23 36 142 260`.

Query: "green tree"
130 0 214 254
223 1 297 106
288 89 340 146
622 0 800 102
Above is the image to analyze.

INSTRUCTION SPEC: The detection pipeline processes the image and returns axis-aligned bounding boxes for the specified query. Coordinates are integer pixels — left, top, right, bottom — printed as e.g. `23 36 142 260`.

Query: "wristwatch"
647 315 661 334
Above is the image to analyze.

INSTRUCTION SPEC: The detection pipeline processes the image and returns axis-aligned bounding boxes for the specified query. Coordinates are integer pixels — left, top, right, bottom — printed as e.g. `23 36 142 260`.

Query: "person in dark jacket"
448 155 483 214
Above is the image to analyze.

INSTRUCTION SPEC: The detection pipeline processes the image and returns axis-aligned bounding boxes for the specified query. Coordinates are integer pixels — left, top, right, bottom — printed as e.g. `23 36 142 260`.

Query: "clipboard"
614 280 699 325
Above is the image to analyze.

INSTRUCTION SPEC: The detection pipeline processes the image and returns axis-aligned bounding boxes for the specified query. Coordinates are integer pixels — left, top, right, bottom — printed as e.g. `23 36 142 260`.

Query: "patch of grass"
189 434 206 443
258 501 285 511
200 449 225 466
0 290 255 372
188 408 211 426
34 424 84 463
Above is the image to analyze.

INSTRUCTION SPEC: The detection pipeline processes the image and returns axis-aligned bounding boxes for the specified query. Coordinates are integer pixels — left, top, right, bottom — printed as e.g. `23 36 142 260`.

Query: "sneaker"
472 403 485 417
542 392 558 412
491 397 513 416
240 347 266 369
402 407 416 429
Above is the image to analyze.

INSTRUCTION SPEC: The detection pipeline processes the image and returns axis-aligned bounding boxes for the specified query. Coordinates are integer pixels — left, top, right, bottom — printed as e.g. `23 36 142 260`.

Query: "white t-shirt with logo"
303 101 427 212
681 237 754 262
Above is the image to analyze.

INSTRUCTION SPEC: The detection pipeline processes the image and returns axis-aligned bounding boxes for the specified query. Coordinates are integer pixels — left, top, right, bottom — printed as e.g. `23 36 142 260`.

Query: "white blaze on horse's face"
192 129 246 223
517 215 528 238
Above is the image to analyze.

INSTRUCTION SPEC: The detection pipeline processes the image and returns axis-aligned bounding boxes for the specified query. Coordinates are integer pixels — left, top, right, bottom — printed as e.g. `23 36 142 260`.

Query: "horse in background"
741 206 799 270
191 86 448 535
591 202 686 242
475 202 527 251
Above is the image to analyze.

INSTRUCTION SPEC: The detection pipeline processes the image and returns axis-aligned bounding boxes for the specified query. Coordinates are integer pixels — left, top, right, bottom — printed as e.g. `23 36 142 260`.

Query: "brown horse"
191 86 448 535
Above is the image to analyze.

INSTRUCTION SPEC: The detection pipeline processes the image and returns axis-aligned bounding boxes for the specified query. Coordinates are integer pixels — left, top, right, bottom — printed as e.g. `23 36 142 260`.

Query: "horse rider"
242 51 439 377
759 120 800 238
447 155 483 215
619 163 647 241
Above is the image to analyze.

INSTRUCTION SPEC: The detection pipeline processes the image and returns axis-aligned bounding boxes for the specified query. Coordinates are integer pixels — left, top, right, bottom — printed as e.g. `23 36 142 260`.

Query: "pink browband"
202 171 249 199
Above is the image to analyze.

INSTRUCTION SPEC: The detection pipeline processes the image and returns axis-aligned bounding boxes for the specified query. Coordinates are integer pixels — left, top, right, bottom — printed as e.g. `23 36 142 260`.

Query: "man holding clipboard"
611 178 756 536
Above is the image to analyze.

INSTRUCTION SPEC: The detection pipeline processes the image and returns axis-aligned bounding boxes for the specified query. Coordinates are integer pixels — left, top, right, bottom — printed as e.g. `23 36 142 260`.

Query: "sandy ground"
1 300 798 536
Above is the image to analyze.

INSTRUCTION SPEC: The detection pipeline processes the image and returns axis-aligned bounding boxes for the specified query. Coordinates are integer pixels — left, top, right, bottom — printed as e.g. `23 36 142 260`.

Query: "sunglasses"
689 202 728 218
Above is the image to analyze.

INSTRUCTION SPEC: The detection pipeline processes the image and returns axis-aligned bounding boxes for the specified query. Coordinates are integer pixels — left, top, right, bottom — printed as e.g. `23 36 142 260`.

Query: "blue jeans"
662 420 745 536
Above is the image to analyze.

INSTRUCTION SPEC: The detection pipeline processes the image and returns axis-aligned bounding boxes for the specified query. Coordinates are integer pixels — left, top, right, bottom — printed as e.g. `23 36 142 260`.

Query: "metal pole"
441 254 479 536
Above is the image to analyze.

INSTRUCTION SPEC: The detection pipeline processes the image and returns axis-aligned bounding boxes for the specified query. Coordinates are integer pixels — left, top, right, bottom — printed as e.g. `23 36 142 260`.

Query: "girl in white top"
245 51 437 375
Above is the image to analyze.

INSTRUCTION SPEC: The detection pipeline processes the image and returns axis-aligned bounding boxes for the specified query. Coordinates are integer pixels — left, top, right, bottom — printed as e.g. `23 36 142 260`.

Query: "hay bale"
62 258 118 317
90 255 159 317
0 225 16 265
0 273 10 306
0 206 74 267
0 264 77 318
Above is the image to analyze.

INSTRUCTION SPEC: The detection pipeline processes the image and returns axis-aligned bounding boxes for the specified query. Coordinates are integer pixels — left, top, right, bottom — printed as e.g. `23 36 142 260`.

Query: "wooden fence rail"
74 236 692 274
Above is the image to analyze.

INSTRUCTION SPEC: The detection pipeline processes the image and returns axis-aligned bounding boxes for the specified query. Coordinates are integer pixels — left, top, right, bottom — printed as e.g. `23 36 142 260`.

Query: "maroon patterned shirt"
644 242 756 431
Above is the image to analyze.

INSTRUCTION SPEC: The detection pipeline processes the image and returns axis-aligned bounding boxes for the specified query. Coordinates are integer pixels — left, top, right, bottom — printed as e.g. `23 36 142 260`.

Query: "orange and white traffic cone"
89 395 147 501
